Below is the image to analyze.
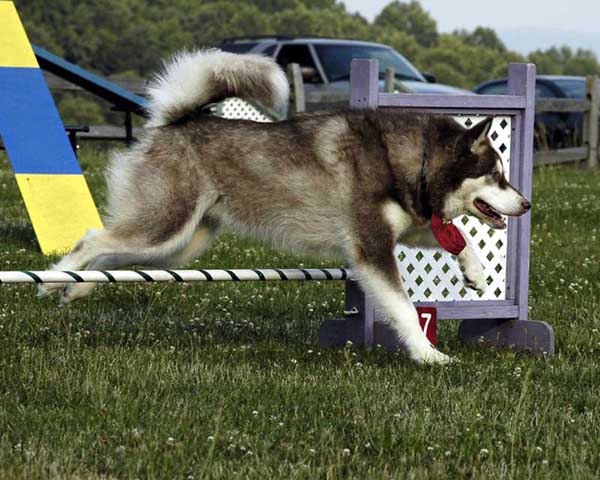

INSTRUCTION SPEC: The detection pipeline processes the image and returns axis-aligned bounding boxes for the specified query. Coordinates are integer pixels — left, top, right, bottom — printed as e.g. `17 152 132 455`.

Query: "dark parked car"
218 36 472 101
474 75 598 149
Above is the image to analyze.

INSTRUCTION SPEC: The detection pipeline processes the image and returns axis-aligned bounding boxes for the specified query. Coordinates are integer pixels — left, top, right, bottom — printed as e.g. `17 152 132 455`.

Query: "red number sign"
416 307 437 345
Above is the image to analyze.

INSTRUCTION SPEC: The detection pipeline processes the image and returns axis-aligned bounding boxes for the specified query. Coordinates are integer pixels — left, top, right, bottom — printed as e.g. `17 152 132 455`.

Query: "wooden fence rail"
534 75 599 168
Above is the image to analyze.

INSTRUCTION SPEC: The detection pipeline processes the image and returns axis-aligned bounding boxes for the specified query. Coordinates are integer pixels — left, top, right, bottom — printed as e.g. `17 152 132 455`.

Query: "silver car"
217 36 471 99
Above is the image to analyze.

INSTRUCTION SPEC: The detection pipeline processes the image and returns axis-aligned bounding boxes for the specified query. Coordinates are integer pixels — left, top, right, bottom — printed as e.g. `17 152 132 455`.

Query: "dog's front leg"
457 238 486 295
350 237 451 365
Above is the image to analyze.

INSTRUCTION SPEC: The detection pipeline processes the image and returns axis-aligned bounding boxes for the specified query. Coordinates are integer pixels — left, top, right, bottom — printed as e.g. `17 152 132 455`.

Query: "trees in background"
13 0 600 123
374 0 438 47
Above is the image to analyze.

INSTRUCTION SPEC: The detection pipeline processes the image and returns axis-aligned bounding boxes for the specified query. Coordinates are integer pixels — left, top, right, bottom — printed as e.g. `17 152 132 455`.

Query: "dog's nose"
521 200 531 211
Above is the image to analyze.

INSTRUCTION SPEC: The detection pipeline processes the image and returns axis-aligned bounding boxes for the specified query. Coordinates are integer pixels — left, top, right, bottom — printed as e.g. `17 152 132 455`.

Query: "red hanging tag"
431 214 466 255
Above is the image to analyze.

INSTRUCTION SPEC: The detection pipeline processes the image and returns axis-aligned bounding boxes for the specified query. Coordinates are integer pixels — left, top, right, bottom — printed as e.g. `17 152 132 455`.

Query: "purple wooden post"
350 59 379 109
319 59 379 348
319 279 377 348
319 61 555 355
508 63 536 321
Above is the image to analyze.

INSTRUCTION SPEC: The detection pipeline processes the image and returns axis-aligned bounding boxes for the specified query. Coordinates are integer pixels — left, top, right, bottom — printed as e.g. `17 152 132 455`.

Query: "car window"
478 83 508 95
535 83 558 98
313 44 424 82
275 45 321 83
218 43 258 54
261 44 277 57
479 82 556 98
552 79 585 99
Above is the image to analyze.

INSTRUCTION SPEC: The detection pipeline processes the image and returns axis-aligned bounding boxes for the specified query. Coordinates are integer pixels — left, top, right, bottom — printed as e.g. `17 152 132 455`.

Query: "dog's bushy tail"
145 49 289 127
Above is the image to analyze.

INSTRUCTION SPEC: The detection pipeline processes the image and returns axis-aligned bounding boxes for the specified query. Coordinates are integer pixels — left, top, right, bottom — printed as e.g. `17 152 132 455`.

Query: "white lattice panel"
216 97 274 122
397 116 512 302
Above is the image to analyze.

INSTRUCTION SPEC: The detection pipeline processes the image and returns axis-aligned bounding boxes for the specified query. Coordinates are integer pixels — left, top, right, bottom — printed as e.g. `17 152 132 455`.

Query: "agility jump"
0 2 554 359
0 57 555 359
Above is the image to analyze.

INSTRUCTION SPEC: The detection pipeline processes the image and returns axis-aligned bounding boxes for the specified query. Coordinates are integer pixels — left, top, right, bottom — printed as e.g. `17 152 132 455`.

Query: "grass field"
0 146 599 479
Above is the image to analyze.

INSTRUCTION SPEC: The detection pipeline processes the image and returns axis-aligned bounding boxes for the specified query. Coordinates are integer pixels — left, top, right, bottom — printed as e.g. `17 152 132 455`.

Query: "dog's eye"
492 170 502 182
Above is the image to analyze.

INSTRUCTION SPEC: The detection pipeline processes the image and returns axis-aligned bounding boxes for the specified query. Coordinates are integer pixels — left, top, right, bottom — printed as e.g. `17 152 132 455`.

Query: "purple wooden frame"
319 60 554 354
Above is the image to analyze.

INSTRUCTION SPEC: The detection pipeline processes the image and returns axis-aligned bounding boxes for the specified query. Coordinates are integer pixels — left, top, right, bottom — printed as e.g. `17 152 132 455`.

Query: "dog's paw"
406 341 453 365
59 283 96 306
414 346 453 365
461 260 486 295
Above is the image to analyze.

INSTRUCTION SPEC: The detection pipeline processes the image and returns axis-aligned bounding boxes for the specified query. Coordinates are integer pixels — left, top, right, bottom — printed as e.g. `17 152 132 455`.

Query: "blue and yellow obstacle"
0 1 102 254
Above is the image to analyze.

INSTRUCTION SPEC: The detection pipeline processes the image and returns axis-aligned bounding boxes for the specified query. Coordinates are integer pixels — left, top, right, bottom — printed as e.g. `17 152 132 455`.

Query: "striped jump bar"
0 268 350 284
0 1 102 255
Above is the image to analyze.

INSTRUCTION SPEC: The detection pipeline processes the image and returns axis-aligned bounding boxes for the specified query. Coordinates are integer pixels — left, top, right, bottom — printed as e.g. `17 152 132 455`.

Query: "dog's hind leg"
58 223 218 303
39 182 220 303
155 223 219 267
58 251 150 305
37 228 152 299
56 222 219 304
37 228 110 298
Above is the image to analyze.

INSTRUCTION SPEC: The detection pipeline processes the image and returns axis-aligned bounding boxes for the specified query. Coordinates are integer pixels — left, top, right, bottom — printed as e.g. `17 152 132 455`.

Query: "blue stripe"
0 67 82 175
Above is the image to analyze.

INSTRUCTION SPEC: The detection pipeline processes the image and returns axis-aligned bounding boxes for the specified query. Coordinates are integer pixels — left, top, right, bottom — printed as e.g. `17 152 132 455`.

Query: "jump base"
320 318 555 355
458 318 555 355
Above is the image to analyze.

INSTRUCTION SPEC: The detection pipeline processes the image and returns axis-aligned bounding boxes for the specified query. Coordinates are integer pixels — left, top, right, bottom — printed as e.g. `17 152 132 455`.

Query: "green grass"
0 146 599 479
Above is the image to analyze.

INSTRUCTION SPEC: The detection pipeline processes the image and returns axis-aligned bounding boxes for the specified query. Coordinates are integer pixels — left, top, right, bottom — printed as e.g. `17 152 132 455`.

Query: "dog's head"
438 118 531 229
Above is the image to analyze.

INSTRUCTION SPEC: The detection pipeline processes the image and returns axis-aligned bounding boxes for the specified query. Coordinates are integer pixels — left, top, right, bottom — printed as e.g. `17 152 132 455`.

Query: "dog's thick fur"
40 49 531 364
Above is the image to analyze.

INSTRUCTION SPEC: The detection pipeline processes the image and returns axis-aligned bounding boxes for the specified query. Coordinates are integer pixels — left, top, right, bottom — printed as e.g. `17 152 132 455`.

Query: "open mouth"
474 198 507 229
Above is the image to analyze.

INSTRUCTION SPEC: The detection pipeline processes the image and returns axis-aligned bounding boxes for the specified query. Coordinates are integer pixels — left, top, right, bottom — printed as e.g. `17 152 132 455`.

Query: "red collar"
430 214 466 255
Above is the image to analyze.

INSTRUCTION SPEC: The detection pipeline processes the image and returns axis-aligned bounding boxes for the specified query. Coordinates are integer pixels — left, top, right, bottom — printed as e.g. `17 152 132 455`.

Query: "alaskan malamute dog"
40 50 531 364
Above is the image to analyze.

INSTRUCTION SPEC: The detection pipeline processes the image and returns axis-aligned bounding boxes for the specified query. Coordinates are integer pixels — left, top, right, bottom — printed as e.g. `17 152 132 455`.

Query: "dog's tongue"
431 214 466 255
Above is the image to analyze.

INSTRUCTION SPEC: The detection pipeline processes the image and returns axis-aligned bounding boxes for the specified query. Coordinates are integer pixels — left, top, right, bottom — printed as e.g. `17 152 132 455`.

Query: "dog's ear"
461 118 493 155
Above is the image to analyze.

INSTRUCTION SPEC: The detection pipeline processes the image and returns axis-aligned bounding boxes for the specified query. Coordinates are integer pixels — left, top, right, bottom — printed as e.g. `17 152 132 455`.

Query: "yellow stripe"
15 174 103 255
0 2 39 68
